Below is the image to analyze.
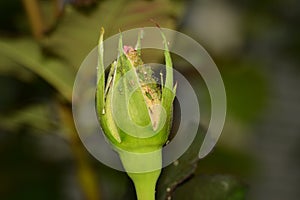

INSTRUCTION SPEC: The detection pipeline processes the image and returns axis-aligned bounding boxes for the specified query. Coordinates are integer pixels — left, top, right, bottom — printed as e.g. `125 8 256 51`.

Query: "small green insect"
145 91 153 101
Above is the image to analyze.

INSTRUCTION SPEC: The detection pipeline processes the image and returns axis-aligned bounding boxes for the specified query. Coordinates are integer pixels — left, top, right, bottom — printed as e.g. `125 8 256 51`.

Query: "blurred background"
0 0 299 200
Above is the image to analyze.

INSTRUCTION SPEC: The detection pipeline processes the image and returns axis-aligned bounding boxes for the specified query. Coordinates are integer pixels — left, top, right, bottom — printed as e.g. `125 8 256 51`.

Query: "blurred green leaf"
0 55 35 82
0 103 55 132
0 38 75 101
172 175 247 200
195 147 255 178
157 126 205 200
157 127 247 200
221 63 268 123
42 0 185 70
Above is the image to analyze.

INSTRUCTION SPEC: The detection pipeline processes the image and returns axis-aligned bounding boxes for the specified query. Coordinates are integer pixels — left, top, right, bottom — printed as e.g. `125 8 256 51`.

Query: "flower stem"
118 149 162 200
128 170 161 200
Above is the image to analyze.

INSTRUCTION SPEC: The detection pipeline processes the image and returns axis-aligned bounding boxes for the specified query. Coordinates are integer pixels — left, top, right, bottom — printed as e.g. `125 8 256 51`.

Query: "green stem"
22 0 45 39
58 103 101 200
118 148 162 200
128 170 161 200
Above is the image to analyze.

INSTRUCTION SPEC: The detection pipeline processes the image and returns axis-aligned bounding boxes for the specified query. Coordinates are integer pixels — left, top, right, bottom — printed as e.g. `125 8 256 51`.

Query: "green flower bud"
96 28 176 200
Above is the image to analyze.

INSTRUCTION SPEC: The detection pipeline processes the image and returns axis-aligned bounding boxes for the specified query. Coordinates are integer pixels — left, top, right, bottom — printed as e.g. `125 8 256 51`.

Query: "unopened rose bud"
96 28 176 200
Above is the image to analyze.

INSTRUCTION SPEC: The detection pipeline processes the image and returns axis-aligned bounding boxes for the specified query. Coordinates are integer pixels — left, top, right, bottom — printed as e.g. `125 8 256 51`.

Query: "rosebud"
96 28 176 200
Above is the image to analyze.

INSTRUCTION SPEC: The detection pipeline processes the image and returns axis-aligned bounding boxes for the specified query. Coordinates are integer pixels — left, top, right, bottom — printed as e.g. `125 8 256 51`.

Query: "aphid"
145 91 153 100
